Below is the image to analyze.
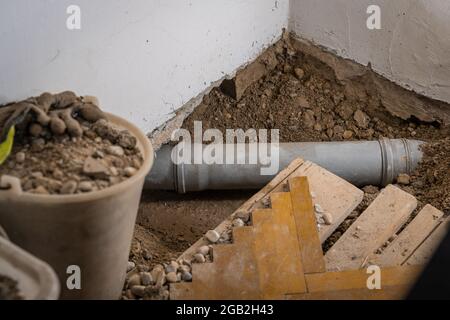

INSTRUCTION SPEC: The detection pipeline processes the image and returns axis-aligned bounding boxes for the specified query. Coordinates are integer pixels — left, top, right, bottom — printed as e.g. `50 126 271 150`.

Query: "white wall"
290 0 450 104
0 0 289 133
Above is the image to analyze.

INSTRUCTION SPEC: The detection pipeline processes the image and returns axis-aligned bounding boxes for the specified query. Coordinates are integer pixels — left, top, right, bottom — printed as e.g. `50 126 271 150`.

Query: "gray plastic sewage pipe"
145 138 424 193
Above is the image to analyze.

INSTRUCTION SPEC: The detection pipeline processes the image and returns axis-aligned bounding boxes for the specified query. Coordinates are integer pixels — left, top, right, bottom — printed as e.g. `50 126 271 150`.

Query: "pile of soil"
183 39 449 213
0 118 143 195
0 275 22 300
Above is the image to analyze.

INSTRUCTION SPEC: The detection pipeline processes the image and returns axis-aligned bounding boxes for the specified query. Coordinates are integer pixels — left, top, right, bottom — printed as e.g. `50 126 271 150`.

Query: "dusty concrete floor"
130 190 253 267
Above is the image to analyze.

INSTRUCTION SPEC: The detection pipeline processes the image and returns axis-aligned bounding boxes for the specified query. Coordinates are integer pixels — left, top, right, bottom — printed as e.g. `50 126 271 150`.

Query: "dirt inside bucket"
134 37 449 276
0 112 143 195
0 275 23 300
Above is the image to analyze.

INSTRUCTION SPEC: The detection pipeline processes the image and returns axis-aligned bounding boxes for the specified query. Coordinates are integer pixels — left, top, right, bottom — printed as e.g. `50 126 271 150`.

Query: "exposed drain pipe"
145 139 424 193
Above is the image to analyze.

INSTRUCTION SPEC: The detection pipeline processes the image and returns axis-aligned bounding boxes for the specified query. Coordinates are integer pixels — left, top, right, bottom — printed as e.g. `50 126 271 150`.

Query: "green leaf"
0 126 15 165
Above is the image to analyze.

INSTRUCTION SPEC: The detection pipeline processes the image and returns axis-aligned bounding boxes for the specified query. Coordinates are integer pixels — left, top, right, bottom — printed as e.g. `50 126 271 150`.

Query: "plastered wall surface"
290 0 450 104
0 0 288 132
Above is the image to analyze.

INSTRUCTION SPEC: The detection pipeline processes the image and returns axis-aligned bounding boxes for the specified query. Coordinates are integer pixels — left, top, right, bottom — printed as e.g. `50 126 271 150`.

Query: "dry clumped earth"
0 93 143 195
183 38 449 214
128 38 449 299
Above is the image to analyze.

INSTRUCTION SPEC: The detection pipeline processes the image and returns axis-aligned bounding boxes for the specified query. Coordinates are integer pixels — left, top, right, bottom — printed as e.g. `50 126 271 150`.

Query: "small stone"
232 218 245 228
302 110 315 128
397 174 411 185
124 167 137 177
127 261 136 272
181 272 193 282
140 272 153 286
137 264 150 272
29 123 43 137
32 186 49 195
363 185 379 194
165 265 177 274
78 181 93 192
313 123 323 132
131 285 146 297
314 204 325 214
166 272 178 283
31 171 44 179
160 290 170 300
343 130 354 140
31 138 46 152
83 157 110 179
294 67 305 80
205 230 220 243
322 212 333 225
235 210 250 223
194 253 206 264
127 274 141 288
15 152 26 163
60 180 78 195
353 110 370 129
52 168 64 180
93 150 105 159
106 145 125 157
109 167 119 177
197 246 210 256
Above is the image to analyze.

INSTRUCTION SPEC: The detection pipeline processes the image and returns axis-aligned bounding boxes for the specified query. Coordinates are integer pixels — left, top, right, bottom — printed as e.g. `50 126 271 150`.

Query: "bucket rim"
0 112 154 204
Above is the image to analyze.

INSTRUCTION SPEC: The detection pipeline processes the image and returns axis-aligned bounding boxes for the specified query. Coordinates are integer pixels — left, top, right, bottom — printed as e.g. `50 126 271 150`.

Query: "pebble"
151 268 166 288
166 272 178 283
106 145 125 157
197 246 210 256
15 152 26 163
124 167 137 177
60 180 78 195
83 157 110 179
322 212 333 225
127 261 136 272
397 174 411 185
314 204 325 214
140 272 153 286
32 186 49 195
353 110 370 129
165 264 177 274
343 130 354 140
205 230 220 243
235 210 250 223
78 181 93 192
131 285 146 297
363 185 379 194
294 67 305 80
109 166 119 176
127 274 141 288
181 272 193 282
93 150 105 159
194 253 206 264
232 218 245 228
52 168 64 180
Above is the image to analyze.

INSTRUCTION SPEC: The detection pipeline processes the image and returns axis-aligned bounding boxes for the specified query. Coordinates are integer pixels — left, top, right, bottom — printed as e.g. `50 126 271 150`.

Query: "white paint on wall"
290 0 450 104
0 0 289 133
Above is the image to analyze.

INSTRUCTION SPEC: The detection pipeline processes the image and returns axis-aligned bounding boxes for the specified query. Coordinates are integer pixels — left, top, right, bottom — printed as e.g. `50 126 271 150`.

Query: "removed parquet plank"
288 177 325 274
178 159 306 261
285 286 411 300
294 162 364 243
253 196 307 299
370 205 444 267
325 185 417 271
405 218 450 266
178 158 363 261
171 242 261 300
286 266 422 300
